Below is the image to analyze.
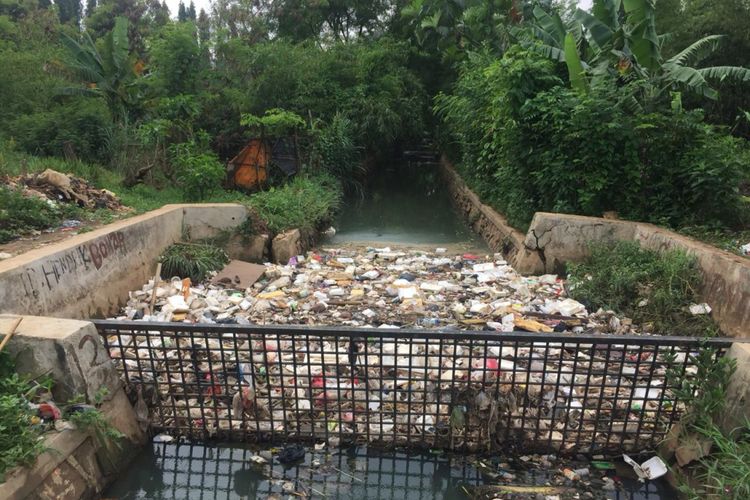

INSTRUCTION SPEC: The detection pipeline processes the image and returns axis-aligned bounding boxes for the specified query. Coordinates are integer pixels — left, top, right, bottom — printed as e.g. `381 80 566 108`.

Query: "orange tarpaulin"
229 139 270 189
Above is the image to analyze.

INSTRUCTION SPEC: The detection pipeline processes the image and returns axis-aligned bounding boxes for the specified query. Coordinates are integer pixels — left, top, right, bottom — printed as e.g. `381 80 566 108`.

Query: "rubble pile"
108 248 682 453
117 247 647 336
5 168 122 210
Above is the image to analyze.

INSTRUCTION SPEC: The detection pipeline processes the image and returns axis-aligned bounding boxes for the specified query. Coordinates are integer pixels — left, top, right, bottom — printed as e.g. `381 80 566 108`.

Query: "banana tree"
60 17 142 124
526 0 750 100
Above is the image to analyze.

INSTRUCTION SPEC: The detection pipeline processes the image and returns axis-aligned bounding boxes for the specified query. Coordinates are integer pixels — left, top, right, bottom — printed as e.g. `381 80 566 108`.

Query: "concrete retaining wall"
0 315 146 500
441 158 750 339
0 204 248 320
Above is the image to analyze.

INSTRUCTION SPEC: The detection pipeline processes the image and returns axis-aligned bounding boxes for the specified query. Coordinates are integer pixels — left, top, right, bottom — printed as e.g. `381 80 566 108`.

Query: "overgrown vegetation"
0 186 60 243
666 349 749 499
567 242 716 336
159 243 229 282
0 353 48 481
249 174 343 233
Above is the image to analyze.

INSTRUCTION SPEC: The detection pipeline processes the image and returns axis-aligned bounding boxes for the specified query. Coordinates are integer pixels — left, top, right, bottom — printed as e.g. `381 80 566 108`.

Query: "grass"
683 422 750 499
2 148 343 243
665 349 749 499
248 173 343 233
0 186 61 243
159 242 230 282
566 241 717 336
678 224 750 258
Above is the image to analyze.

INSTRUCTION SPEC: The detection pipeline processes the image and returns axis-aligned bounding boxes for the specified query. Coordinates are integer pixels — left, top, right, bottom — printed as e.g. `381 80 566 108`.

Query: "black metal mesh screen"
94 320 730 454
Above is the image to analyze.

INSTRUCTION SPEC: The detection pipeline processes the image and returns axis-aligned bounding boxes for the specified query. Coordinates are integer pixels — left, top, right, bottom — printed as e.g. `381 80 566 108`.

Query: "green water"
329 162 484 246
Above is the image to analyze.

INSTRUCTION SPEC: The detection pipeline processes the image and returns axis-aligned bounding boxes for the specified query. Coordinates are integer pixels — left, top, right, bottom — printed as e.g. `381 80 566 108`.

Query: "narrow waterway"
328 161 485 249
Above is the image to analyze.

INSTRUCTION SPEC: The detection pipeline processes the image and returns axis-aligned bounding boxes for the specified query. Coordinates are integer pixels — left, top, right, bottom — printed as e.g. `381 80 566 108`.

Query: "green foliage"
60 16 142 124
68 407 123 450
240 108 306 138
437 48 749 229
148 22 203 96
524 0 750 104
664 348 748 499
310 114 363 192
249 174 342 233
169 138 226 202
0 186 60 243
686 421 750 499
0 394 45 482
210 38 426 157
0 353 47 482
159 242 229 281
566 241 716 336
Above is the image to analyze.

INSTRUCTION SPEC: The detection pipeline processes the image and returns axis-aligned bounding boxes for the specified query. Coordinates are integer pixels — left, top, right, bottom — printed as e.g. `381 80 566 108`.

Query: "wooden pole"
0 317 23 353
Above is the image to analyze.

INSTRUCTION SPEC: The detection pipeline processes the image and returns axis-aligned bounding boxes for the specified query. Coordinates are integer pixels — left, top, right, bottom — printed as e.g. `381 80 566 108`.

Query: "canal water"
328 161 485 248
105 442 675 499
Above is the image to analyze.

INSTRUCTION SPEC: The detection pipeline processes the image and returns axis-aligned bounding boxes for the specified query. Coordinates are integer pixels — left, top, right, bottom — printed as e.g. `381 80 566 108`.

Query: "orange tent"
229 139 270 189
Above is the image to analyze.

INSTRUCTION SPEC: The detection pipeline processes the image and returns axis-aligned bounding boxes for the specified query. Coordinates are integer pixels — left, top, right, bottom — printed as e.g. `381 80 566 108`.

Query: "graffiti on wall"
19 231 127 298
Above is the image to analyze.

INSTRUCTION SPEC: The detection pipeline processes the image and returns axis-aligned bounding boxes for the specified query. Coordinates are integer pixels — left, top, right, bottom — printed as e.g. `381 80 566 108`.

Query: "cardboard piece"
211 260 266 289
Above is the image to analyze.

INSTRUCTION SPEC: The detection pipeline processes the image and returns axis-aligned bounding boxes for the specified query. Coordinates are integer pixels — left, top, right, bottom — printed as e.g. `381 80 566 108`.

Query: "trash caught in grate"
94 320 730 454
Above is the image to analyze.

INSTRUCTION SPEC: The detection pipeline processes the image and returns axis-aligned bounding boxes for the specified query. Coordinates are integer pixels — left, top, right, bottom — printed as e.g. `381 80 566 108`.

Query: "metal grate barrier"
94 320 731 455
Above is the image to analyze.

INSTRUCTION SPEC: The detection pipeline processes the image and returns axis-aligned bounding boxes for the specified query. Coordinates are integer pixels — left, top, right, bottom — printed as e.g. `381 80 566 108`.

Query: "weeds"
0 187 60 243
665 349 749 499
249 173 343 233
566 241 716 336
0 353 47 482
160 242 229 282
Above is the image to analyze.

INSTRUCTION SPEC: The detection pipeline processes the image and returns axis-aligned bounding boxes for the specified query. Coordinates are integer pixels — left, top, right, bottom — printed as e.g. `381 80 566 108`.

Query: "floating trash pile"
102 248 698 454
115 247 652 336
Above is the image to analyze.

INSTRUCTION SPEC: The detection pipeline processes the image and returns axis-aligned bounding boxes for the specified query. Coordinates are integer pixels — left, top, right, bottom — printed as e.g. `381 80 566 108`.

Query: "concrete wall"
0 204 248 320
0 315 146 500
441 158 749 339
439 159 543 271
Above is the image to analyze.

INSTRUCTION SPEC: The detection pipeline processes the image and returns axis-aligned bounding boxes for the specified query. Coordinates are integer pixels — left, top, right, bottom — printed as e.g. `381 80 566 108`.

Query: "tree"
56 0 82 25
177 1 186 21
187 0 195 20
197 7 210 47
85 0 96 17
656 0 750 133
60 16 141 124
274 0 396 42
525 0 750 102
211 0 272 43
149 22 203 95
87 0 147 55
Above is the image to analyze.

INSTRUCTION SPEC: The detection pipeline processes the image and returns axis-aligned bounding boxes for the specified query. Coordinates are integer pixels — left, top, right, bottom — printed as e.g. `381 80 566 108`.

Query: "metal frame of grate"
94 320 732 455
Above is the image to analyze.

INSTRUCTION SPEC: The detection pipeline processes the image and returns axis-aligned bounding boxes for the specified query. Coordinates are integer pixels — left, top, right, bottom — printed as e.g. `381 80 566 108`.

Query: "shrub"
249 173 342 233
311 113 364 192
170 139 226 202
0 186 60 243
159 243 229 282
566 241 715 336
436 49 750 230
0 354 47 482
